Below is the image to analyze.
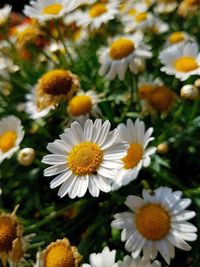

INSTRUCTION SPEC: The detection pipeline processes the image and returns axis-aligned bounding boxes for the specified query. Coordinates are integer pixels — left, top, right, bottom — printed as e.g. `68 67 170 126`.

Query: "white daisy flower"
0 116 24 163
23 0 80 23
67 90 102 118
120 1 148 16
159 42 200 81
82 246 117 267
149 18 169 34
42 119 127 198
164 31 195 47
123 12 155 33
117 255 161 267
77 2 119 30
0 57 19 78
111 187 197 265
25 86 53 120
0 5 12 26
34 238 82 267
99 32 152 80
63 9 84 25
154 1 178 14
112 119 156 190
119 0 151 15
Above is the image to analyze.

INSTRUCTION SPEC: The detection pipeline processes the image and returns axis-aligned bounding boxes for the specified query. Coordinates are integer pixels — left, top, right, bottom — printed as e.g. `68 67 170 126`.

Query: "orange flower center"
42 3 63 15
138 84 154 99
122 143 143 169
68 95 92 116
185 0 200 6
44 243 75 267
68 142 103 175
0 131 17 152
148 86 173 111
136 204 170 240
0 216 17 252
110 38 135 60
128 8 137 16
38 70 73 95
89 4 108 18
175 56 198 72
135 12 148 22
169 32 185 44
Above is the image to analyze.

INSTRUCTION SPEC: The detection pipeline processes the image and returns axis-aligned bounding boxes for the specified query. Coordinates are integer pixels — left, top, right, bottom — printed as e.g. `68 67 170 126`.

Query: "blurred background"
0 0 29 12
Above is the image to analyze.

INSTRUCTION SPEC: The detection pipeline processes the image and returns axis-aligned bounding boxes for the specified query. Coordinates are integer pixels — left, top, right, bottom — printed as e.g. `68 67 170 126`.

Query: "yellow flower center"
128 8 137 16
175 56 198 72
169 32 185 44
68 95 92 116
0 216 17 252
122 143 143 169
17 27 39 47
185 0 200 6
89 3 108 18
38 70 73 95
138 84 154 99
0 131 17 153
135 204 170 240
68 142 103 175
44 243 75 267
135 12 148 22
43 3 63 15
148 86 173 111
110 38 135 60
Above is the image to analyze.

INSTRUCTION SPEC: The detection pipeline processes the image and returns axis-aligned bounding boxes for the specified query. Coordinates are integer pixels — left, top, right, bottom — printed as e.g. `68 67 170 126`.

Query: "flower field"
0 0 200 266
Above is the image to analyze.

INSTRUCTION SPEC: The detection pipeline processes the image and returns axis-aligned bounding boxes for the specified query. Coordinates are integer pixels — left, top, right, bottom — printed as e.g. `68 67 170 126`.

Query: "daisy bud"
157 142 169 154
180 84 199 100
18 148 35 166
194 78 200 88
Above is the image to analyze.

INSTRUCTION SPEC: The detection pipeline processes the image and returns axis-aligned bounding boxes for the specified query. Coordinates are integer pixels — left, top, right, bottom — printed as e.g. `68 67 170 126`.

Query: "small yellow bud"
157 142 169 154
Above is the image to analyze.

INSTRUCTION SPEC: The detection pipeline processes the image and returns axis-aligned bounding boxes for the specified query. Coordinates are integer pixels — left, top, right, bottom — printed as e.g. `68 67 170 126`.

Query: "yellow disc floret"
36 69 79 111
0 216 17 252
17 27 41 48
175 56 198 72
38 70 73 96
128 8 137 16
148 86 174 111
44 243 75 267
169 32 185 44
68 142 103 175
89 3 107 18
110 38 135 60
138 84 154 99
43 3 63 15
122 143 143 169
135 12 148 22
68 95 92 116
0 131 17 152
136 204 170 240
185 0 200 6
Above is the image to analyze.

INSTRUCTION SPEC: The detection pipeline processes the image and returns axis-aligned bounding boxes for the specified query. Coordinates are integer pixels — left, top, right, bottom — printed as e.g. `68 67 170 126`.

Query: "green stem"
119 71 138 122
157 104 183 143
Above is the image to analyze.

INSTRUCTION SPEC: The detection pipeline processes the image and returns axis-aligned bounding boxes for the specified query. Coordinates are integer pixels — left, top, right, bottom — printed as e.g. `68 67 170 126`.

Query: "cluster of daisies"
0 186 197 266
0 0 199 266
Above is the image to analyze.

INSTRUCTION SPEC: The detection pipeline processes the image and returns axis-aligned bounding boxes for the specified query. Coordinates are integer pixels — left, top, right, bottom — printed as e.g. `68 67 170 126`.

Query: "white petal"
50 171 72 189
125 195 145 212
42 154 67 165
44 164 67 177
